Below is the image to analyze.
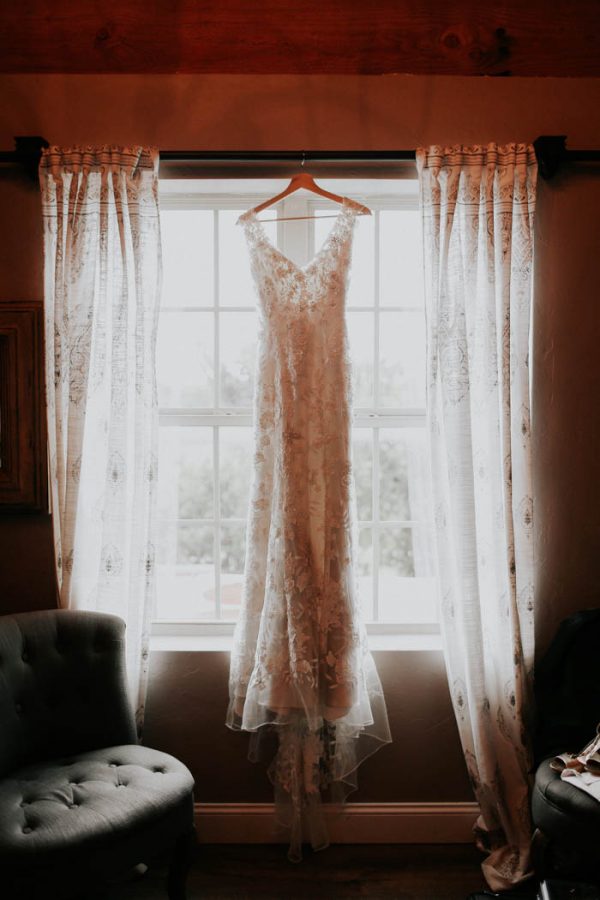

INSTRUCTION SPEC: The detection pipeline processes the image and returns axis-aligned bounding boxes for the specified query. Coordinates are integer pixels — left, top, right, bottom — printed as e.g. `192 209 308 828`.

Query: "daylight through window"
156 179 437 629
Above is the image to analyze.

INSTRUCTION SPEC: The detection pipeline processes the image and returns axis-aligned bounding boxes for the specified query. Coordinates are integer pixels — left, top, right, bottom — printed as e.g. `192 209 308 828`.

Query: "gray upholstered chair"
532 608 600 881
0 609 195 900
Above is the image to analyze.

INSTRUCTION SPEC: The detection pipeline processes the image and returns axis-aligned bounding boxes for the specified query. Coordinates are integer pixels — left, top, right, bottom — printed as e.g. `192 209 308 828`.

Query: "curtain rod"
1 136 598 180
159 150 418 161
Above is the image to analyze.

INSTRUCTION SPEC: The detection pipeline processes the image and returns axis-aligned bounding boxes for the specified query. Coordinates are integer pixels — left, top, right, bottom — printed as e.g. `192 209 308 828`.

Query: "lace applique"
226 200 391 861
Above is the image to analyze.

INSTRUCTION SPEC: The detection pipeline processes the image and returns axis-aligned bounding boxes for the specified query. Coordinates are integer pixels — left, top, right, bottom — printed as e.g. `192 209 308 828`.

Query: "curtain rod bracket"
534 135 567 180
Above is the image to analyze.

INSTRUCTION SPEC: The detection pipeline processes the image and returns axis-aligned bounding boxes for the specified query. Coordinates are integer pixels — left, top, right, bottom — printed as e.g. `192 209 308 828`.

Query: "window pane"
220 427 253 519
380 428 433 523
379 311 426 407
379 429 410 521
348 213 375 307
219 210 276 308
347 311 374 407
220 311 257 407
157 312 213 407
357 525 373 620
315 209 374 307
156 521 215 620
380 210 424 308
352 429 372 521
221 522 246 621
161 210 214 308
380 526 415 577
314 210 338 256
158 426 213 520
378 524 437 623
219 210 254 308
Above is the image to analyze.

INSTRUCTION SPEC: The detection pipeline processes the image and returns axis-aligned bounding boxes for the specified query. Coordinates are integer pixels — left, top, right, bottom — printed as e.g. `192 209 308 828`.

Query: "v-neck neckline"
242 199 358 275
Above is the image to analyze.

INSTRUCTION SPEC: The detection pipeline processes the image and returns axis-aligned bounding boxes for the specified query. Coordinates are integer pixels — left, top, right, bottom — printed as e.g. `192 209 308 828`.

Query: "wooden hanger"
239 171 371 223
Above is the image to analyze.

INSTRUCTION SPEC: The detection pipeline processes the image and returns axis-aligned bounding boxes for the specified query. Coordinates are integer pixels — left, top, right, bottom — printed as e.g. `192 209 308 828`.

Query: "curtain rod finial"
14 136 49 180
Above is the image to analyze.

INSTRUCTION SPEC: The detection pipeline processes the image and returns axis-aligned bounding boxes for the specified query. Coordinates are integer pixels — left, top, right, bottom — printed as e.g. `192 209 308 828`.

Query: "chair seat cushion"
533 758 600 850
0 744 194 865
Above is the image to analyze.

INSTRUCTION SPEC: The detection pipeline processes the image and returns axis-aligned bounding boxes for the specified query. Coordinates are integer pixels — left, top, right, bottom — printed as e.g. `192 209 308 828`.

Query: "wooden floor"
107 844 526 899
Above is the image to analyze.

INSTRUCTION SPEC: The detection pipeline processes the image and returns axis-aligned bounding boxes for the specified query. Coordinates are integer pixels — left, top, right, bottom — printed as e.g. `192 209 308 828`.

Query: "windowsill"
150 623 442 653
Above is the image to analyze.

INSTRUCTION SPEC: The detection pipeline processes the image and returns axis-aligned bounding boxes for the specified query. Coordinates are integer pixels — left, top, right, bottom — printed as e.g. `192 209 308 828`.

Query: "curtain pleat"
40 146 162 731
418 143 537 890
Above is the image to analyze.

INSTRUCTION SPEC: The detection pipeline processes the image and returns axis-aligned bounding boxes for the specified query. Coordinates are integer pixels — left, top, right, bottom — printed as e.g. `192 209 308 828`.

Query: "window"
155 178 437 634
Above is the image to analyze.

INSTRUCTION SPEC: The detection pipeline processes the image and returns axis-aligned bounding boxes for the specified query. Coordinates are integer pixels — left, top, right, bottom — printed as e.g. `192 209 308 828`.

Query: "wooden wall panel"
1 0 599 76
0 515 58 615
0 301 47 512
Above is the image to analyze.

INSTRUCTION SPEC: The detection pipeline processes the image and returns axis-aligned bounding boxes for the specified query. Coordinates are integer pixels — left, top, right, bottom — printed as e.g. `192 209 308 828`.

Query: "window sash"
157 184 435 628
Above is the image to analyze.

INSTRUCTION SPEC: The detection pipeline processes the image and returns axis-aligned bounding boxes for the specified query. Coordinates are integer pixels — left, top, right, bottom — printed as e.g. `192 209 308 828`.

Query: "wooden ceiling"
1 0 599 77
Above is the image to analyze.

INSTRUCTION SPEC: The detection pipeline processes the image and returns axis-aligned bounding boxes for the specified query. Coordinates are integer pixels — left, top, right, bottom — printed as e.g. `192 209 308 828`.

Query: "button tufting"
22 827 32 834
154 768 165 773
69 803 79 809
20 801 28 808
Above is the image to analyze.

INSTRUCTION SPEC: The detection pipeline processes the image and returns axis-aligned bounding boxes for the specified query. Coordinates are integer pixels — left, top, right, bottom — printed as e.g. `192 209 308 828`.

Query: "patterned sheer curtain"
417 144 537 890
39 147 162 730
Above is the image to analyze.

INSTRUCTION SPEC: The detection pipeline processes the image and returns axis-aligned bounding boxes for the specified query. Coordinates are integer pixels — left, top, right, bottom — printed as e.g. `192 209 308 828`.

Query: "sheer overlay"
418 145 536 890
226 200 391 860
40 146 161 730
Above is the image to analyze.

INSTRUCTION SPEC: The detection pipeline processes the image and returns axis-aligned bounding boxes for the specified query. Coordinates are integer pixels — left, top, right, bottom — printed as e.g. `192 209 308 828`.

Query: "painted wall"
0 74 599 802
533 172 600 652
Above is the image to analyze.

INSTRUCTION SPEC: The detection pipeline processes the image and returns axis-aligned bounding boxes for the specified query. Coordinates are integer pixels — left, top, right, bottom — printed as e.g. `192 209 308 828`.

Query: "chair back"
0 609 137 778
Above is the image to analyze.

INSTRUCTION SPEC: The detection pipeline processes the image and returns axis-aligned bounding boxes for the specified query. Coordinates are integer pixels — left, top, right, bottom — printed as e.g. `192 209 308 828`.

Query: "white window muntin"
156 181 436 633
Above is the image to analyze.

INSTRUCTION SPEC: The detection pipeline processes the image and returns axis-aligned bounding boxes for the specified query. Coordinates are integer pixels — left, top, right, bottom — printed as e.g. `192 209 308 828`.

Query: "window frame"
154 179 439 644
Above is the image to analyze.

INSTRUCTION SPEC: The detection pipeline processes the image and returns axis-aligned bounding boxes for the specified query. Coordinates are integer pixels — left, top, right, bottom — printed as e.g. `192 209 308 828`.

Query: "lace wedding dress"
226 199 391 861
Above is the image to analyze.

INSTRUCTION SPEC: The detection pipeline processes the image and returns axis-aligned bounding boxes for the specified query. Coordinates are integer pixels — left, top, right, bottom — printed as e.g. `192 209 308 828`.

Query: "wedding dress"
226 198 391 861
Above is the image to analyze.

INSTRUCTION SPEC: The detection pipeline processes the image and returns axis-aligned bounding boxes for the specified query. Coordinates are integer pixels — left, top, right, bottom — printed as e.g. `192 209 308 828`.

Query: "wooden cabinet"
0 301 47 512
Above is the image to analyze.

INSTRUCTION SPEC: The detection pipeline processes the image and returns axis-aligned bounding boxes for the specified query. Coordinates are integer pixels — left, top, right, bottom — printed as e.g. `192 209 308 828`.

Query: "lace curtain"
40 146 162 729
417 144 537 890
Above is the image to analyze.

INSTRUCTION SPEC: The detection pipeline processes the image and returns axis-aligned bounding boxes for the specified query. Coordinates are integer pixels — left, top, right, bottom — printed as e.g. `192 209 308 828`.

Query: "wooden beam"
0 0 599 76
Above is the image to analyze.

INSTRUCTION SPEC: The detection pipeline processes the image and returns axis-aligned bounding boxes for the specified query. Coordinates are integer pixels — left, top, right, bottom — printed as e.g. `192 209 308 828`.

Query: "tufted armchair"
0 609 196 900
532 607 600 881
